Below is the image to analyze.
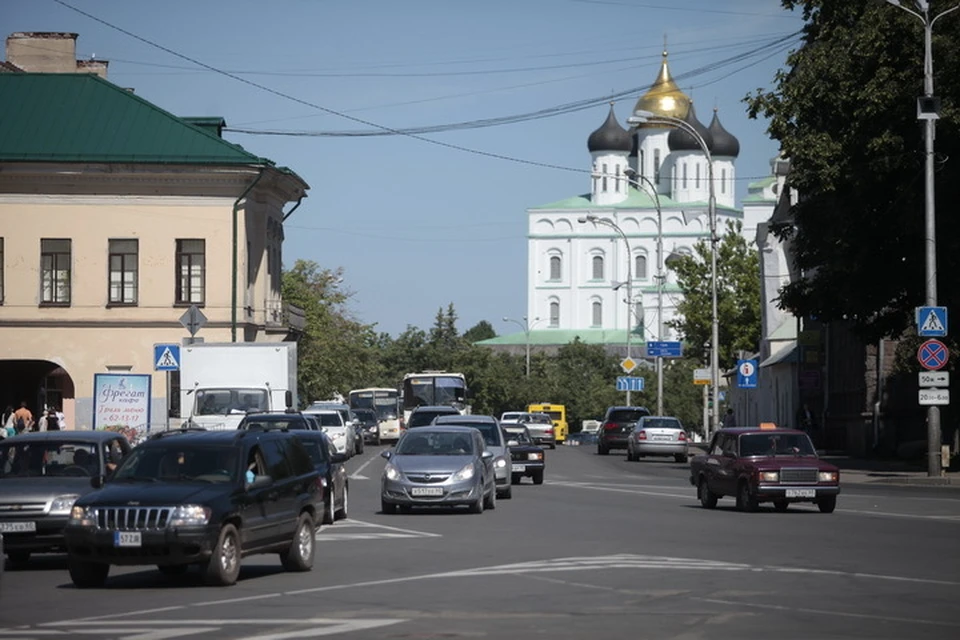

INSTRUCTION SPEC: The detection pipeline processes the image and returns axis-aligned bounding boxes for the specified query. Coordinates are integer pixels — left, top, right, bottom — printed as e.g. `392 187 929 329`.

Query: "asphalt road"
2 443 959 639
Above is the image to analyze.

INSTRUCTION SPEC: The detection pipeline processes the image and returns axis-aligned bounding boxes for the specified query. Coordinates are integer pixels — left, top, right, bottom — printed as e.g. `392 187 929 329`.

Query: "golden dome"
633 50 690 127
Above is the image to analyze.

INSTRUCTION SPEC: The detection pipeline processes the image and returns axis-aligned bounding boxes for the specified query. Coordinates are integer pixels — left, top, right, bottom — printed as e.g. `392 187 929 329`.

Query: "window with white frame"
635 254 648 280
592 255 604 280
41 238 71 304
654 149 661 185
108 239 138 305
721 168 727 194
176 239 205 304
549 254 561 281
549 300 560 327
601 163 608 191
591 300 602 327
696 163 701 188
682 163 688 188
634 301 644 333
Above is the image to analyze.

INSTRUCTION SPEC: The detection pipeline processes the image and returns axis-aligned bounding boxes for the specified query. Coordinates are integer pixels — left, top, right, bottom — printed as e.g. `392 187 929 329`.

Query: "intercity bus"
401 371 468 425
527 403 569 444
348 387 402 442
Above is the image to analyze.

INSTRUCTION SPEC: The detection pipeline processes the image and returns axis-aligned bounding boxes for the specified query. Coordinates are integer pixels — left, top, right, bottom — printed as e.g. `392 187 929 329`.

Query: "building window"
176 239 205 304
592 301 602 327
654 149 661 185
109 239 138 305
682 163 688 188
639 149 645 179
601 163 608 192
696 163 701 188
635 254 648 279
0 237 4 305
592 255 604 280
634 301 644 333
549 301 560 327
549 255 562 281
721 168 727 194
41 238 71 304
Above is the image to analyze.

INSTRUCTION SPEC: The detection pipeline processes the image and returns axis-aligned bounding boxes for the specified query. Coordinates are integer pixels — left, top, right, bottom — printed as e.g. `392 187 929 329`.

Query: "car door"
240 442 275 549
258 437 297 544
714 434 740 496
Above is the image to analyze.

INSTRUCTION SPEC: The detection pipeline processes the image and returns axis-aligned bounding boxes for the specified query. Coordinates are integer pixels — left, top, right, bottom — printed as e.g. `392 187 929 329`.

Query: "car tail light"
677 431 687 441
603 422 618 431
546 428 554 435
637 431 647 440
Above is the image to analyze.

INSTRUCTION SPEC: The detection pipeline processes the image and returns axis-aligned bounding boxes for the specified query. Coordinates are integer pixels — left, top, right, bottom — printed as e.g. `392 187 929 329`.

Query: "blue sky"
3 0 804 337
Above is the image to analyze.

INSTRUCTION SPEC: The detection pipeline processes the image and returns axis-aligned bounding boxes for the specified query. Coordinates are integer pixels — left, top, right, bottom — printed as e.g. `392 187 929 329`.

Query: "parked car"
353 408 381 445
626 416 689 463
597 406 651 455
64 428 323 587
689 426 841 513
501 424 545 485
432 415 512 499
380 426 496 514
406 405 462 429
295 430 349 525
0 430 132 568
302 409 355 458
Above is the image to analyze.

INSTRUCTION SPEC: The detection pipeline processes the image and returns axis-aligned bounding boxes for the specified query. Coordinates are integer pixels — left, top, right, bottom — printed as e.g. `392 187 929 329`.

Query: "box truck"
179 342 298 430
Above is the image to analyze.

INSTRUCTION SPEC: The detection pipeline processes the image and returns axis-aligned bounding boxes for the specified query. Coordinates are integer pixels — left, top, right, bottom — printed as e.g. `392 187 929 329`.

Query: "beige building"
0 33 309 431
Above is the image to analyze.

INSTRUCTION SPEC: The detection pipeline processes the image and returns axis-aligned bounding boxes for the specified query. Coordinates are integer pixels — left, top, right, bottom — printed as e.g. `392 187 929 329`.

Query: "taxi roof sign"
759 422 778 430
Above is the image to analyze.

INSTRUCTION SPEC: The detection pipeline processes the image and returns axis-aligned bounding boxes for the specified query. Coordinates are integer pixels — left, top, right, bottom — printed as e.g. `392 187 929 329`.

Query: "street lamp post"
502 316 536 377
629 109 719 438
883 0 960 477
578 214 635 404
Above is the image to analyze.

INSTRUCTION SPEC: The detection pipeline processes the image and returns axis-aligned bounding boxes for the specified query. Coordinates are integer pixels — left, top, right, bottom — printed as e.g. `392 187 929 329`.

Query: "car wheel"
532 470 544 485
322 488 335 525
817 496 837 514
511 473 522 485
598 445 608 456
498 483 512 499
698 478 718 509
735 482 758 513
381 499 397 514
157 564 190 577
280 512 315 572
484 483 497 510
68 558 109 588
6 551 30 569
627 446 636 462
335 487 349 520
674 453 688 464
549 442 556 450
203 523 242 586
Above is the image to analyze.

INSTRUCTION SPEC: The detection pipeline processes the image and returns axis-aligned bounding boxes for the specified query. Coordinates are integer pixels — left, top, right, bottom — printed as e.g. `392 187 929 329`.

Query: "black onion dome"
587 105 633 153
708 109 740 157
667 102 713 153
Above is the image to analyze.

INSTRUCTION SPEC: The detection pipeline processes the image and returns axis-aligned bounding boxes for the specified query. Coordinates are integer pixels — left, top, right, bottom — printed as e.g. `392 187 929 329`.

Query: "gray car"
432 415 513 499
380 426 496 514
627 416 689 463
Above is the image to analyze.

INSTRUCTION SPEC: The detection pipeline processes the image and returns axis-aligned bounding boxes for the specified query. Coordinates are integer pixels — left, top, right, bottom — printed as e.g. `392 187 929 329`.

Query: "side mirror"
285 390 294 410
481 450 494 460
507 440 519 447
380 450 392 460
247 475 273 489
90 475 105 489
723 450 737 459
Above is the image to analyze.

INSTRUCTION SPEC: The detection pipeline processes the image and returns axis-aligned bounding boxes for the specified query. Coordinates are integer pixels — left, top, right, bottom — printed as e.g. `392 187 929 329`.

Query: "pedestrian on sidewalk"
721 408 736 429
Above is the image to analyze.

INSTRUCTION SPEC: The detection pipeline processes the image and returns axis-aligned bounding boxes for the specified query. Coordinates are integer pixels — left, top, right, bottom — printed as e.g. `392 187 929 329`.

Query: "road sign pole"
165 371 171 432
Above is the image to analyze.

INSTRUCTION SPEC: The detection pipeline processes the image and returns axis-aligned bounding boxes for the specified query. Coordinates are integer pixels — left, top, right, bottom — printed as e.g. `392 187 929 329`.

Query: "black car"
237 412 318 431
406 406 462 429
353 408 381 445
294 430 349 525
597 406 651 455
63 428 322 588
501 425 546 485
0 430 132 568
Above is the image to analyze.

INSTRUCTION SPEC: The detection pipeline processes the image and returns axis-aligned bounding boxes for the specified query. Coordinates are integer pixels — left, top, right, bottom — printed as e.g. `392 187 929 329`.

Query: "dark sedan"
502 425 545 485
0 430 131 567
295 431 349 525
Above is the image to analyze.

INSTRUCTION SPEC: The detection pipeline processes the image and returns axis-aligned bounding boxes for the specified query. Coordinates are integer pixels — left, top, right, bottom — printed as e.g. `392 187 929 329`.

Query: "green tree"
667 220 762 370
463 320 496 343
745 0 960 341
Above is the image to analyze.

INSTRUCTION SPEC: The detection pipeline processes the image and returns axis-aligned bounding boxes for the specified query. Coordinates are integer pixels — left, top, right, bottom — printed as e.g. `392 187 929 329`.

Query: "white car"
305 409 355 458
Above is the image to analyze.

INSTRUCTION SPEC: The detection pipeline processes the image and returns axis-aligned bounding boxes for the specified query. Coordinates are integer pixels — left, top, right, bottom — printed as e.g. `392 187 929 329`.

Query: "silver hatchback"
626 416 689 463
380 426 496 514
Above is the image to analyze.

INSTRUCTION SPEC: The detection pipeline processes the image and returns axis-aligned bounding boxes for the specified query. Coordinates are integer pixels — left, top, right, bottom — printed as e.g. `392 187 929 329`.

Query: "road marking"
837 508 960 522
550 480 690 499
7 619 408 640
694 597 960 628
315 518 441 541
348 454 379 480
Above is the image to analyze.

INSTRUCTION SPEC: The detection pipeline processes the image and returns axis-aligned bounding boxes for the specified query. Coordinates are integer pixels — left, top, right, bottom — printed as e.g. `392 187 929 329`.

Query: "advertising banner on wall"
92 374 152 439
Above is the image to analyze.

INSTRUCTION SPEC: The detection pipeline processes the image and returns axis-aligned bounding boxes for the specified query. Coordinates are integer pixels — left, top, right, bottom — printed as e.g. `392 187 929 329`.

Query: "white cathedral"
481 51 779 355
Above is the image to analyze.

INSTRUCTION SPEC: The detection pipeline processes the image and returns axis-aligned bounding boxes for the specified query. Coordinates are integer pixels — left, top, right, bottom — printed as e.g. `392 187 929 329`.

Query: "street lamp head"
502 316 509 322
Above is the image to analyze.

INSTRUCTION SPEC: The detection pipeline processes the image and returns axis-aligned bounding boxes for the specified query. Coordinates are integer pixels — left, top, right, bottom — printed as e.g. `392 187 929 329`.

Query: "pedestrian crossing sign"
917 306 947 337
154 343 181 371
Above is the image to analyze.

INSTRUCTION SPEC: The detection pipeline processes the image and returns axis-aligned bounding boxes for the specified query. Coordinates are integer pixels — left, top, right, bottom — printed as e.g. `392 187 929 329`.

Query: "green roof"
476 328 645 347
531 188 740 215
0 73 276 166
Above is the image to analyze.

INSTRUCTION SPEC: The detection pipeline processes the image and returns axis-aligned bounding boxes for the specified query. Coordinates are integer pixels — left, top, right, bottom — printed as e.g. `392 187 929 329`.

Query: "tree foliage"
745 0 960 342
668 220 762 370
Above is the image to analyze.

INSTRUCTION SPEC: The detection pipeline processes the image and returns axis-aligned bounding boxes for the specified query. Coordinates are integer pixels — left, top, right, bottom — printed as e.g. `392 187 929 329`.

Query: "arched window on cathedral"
592 255 604 280
592 301 602 327
549 255 561 281
635 254 648 280
549 301 560 327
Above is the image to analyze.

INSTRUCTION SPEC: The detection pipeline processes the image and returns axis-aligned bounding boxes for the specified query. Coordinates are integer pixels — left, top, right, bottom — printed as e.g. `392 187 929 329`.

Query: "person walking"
12 401 34 434
721 408 737 429
38 407 60 431
1 405 14 438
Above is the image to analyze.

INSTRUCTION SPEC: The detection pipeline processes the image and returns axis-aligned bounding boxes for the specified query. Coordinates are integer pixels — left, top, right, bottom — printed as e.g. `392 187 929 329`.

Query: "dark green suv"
64 428 323 588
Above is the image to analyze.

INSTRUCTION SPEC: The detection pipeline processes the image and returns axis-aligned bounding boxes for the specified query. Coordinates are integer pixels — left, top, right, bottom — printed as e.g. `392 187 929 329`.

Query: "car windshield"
313 413 343 427
241 417 310 430
195 388 268 415
0 440 103 478
739 433 816 457
504 428 531 444
354 410 377 426
397 432 474 455
409 410 455 428
641 418 682 430
610 409 649 422
528 414 552 424
114 445 239 483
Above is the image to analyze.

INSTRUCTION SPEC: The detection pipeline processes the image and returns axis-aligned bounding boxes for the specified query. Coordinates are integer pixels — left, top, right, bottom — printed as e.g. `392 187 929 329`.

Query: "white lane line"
837 508 960 521
694 597 960 628
348 455 379 480
550 480 690 500
316 518 441 538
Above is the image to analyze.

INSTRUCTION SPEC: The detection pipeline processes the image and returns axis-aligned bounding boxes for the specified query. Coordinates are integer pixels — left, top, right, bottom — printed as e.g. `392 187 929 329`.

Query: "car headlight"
759 471 779 483
168 505 212 527
69 505 96 527
49 494 80 515
384 463 401 481
527 452 543 461
452 463 475 482
818 471 839 482
495 458 507 469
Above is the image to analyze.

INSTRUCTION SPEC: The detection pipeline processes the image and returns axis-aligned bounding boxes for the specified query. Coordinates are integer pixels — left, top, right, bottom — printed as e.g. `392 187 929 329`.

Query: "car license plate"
410 487 444 497
652 435 672 441
114 531 142 547
513 464 526 472
0 521 36 533
786 489 816 498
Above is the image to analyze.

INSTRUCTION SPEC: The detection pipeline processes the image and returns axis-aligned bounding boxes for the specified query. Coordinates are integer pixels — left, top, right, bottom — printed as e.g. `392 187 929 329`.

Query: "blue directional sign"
917 306 947 337
737 359 758 389
646 341 683 358
616 376 645 392
154 343 181 371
